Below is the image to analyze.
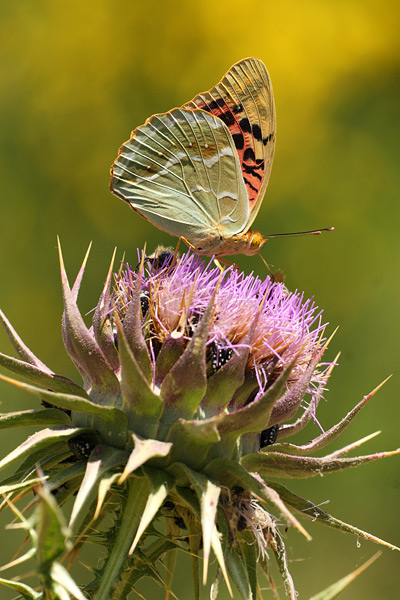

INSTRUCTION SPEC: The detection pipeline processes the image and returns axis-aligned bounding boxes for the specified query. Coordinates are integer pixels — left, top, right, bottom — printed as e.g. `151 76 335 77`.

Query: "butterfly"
110 57 276 257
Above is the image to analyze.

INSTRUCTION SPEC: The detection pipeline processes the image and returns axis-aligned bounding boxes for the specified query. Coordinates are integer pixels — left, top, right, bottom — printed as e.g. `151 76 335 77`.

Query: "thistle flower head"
113 249 329 423
0 244 398 600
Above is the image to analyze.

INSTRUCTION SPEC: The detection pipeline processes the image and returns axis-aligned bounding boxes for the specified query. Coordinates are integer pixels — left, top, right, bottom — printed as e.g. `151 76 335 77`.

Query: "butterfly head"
241 230 267 256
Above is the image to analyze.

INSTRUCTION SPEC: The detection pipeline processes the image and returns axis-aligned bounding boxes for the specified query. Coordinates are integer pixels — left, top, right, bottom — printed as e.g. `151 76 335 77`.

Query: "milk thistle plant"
0 244 398 600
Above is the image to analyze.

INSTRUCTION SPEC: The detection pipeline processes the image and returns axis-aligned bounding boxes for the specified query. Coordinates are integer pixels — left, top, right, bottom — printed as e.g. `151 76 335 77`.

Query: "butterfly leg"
213 257 239 272
179 236 198 253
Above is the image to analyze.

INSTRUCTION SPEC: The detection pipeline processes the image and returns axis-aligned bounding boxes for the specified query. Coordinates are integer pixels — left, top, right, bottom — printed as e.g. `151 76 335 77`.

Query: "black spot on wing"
252 123 262 141
239 118 251 133
207 98 227 111
233 104 243 114
233 133 244 150
243 164 262 181
263 132 274 145
243 177 258 193
219 111 236 127
243 148 255 161
207 100 219 111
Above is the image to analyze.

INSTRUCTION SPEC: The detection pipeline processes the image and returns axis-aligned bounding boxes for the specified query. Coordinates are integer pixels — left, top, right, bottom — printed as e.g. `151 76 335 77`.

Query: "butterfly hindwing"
110 107 250 244
183 57 276 229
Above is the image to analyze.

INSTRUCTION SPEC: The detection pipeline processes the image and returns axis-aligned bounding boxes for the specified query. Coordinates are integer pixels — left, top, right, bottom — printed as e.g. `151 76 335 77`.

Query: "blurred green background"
0 0 399 598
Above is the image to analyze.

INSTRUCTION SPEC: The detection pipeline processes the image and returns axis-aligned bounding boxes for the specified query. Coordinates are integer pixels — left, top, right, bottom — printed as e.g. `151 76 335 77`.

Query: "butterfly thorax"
194 230 267 257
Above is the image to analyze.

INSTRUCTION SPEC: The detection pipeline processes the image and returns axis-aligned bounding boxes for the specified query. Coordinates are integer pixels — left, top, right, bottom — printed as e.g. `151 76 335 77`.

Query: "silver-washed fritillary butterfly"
110 58 332 256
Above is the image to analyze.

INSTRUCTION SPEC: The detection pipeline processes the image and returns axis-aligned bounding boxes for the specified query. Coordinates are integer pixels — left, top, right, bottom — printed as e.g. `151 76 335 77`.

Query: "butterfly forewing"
183 57 276 229
110 107 249 244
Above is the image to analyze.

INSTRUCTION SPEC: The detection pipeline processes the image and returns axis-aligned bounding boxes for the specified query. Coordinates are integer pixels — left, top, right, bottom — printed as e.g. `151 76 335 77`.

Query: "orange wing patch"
183 58 275 214
192 98 274 207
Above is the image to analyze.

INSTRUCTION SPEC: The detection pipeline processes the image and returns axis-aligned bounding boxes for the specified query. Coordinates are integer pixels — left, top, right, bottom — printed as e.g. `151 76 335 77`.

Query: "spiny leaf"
270 531 297 600
0 425 90 474
0 476 47 496
268 431 381 458
0 576 41 599
159 287 216 428
0 350 88 397
166 417 220 470
172 465 232 597
118 434 172 484
308 552 381 600
241 447 400 479
217 360 295 436
0 408 71 429
129 466 173 554
268 377 391 456
58 238 121 399
94 472 120 519
205 459 310 539
178 466 221 585
36 481 71 567
266 481 400 551
0 444 71 499
226 544 254 600
0 308 52 372
117 319 163 436
0 373 126 423
122 259 153 382
0 548 37 572
92 248 120 373
69 446 127 532
95 477 149 600
47 462 87 495
51 561 88 600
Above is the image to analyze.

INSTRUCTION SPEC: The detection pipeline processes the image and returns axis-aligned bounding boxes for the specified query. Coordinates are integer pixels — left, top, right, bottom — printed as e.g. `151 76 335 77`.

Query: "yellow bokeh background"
0 1 399 598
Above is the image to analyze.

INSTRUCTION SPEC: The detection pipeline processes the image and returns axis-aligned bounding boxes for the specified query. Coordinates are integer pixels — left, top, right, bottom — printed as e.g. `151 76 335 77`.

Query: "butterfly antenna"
265 226 334 239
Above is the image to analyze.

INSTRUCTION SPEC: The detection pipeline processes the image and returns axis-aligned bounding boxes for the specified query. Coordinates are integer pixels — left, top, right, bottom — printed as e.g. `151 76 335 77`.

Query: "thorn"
366 375 392 399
